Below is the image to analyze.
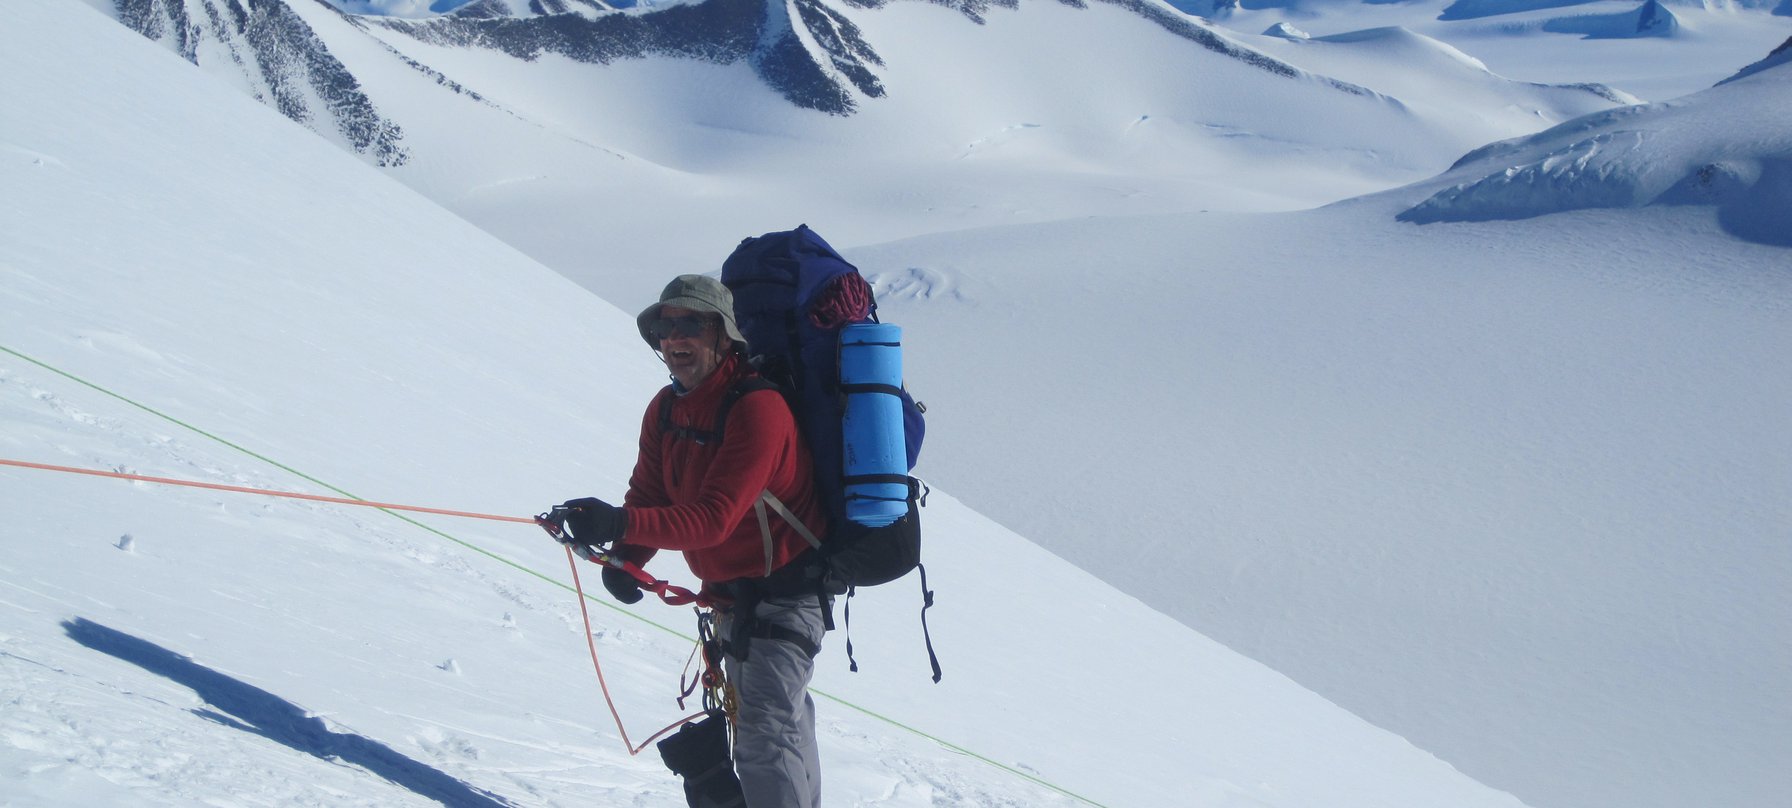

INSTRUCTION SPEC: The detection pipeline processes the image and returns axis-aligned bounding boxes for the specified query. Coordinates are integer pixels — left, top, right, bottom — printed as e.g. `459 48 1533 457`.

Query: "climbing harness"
533 505 725 610
680 610 736 717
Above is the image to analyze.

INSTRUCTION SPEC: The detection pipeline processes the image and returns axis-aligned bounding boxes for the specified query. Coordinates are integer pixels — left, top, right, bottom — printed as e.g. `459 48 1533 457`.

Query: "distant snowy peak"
1159 0 1240 18
372 0 1377 113
1272 25 1637 114
1397 44 1792 246
1547 0 1679 39
113 0 409 165
374 0 882 113
1721 35 1792 84
1264 21 1310 39
1315 26 1490 67
1437 0 1682 38
97 0 1391 178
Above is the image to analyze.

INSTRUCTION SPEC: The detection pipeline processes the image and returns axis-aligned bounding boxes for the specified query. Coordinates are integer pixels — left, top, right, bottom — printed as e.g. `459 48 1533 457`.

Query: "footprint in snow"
866 267 965 303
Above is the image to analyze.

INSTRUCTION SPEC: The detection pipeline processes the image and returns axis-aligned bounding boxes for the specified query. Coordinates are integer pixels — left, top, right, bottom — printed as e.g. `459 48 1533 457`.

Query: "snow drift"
1396 52 1792 246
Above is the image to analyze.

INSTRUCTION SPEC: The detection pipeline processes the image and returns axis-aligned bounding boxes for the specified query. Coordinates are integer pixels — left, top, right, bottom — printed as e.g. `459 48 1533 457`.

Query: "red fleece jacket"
618 354 824 587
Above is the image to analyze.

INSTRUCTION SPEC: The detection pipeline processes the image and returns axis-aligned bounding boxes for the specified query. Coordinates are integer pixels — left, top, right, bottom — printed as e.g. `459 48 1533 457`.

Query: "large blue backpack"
721 225 937 680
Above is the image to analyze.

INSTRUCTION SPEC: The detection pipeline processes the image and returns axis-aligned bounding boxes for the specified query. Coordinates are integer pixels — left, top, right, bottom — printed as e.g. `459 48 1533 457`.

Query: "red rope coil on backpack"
809 273 874 330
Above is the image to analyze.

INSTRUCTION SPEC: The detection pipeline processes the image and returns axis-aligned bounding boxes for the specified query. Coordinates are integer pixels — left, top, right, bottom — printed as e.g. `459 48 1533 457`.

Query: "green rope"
0 344 684 638
1 343 1106 808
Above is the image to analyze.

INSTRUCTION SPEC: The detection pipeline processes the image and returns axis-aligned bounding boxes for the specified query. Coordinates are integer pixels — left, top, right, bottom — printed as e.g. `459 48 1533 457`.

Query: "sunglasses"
649 314 716 340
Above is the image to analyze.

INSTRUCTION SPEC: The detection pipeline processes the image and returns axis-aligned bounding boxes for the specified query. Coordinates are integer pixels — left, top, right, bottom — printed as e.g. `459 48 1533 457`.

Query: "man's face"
652 305 728 389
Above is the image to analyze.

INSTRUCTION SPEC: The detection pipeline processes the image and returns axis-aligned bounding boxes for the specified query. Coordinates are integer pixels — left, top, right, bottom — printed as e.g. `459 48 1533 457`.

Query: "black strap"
843 473 915 506
719 580 824 662
840 570 939 683
844 473 914 486
748 621 820 660
838 382 906 398
658 376 780 445
726 611 822 661
843 474 920 509
918 563 940 683
844 585 857 673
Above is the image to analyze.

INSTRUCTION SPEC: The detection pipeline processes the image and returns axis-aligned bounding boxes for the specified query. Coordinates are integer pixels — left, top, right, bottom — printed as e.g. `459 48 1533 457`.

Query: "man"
556 274 829 808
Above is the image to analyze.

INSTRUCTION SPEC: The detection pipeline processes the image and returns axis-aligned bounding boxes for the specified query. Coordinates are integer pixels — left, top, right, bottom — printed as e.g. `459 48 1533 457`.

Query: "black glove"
601 565 645 605
560 497 627 548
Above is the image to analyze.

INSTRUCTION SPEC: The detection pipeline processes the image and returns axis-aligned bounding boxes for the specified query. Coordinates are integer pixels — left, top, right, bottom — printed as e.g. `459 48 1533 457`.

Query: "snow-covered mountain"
106 0 1392 120
1225 0 1792 101
1727 33 1792 82
1394 48 1792 245
105 0 411 164
88 0 1661 303
4 3 1542 807
9 2 1792 808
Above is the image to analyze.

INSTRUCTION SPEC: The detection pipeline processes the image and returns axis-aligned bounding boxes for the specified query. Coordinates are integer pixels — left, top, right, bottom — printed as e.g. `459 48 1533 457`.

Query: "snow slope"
12 2 1791 808
1 2 1530 807
844 75 1792 808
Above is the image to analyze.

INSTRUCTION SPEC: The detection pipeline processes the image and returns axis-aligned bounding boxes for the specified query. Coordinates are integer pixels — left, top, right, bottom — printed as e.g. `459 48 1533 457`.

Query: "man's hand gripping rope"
534 504 720 608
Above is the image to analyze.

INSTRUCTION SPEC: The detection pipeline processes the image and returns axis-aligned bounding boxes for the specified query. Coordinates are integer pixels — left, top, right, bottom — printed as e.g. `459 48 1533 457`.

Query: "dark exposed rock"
388 0 867 113
112 0 410 165
109 0 1374 134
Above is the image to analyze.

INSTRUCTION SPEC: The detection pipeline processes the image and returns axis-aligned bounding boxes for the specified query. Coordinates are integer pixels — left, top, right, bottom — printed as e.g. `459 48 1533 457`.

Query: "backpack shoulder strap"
756 490 823 550
657 375 811 578
657 376 780 445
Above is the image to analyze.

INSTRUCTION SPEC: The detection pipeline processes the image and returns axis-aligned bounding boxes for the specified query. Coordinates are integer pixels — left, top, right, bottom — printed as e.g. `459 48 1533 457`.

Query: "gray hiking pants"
719 593 826 808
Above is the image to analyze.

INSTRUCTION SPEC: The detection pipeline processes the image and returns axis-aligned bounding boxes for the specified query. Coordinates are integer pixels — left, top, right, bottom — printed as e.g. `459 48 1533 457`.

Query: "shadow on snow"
62 617 512 808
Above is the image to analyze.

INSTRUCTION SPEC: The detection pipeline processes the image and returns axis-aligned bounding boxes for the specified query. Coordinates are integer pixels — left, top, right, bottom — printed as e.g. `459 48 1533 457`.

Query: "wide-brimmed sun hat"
635 274 746 348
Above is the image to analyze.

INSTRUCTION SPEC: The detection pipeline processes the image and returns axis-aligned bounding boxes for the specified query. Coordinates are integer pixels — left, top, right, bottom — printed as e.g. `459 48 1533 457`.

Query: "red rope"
2 455 716 757
533 514 723 610
564 544 710 755
608 555 713 607
809 272 874 329
0 457 534 524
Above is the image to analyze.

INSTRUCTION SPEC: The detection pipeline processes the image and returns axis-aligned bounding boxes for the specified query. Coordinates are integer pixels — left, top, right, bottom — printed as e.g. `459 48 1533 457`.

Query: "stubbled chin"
666 357 707 387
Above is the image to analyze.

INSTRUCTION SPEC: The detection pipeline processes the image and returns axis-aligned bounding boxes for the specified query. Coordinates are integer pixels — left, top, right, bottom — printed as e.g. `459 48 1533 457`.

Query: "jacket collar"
671 352 743 398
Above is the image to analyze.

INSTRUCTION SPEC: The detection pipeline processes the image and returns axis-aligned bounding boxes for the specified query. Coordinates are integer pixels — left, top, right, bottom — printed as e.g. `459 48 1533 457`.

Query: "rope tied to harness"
532 507 727 610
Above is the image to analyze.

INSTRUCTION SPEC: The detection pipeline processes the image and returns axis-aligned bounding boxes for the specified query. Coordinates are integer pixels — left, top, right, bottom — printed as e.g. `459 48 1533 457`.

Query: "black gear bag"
656 710 744 808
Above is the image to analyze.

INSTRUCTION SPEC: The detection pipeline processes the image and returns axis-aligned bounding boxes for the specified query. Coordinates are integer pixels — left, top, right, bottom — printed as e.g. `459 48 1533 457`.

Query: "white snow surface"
5 2 1792 808
1396 56 1792 241
3 3 1525 808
